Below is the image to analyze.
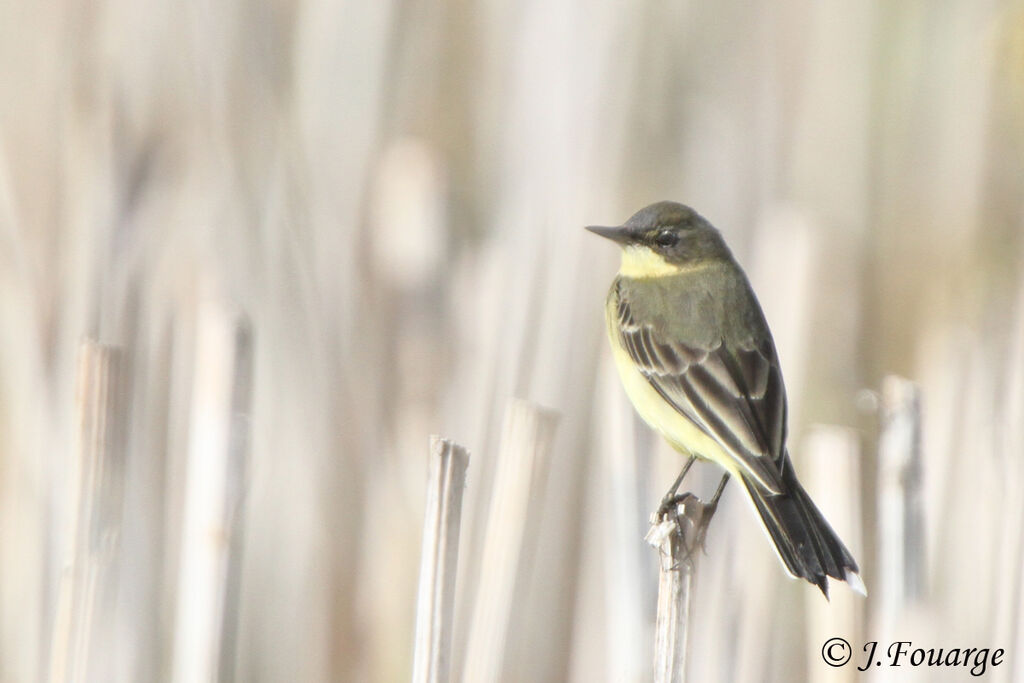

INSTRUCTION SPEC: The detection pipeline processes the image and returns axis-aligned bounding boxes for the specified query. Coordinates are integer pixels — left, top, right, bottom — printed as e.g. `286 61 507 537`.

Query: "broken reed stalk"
49 341 126 683
411 436 470 683
801 425 864 680
646 509 696 683
170 302 253 683
461 399 559 683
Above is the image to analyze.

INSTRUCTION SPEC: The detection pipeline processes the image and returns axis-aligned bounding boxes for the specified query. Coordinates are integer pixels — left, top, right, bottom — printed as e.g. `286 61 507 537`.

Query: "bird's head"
586 201 731 277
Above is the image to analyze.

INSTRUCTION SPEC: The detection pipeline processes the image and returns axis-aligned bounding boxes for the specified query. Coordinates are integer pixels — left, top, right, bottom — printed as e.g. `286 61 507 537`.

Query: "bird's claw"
653 490 719 565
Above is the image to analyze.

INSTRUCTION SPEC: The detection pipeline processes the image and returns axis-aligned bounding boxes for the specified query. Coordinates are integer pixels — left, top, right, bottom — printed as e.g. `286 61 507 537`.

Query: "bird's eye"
653 230 678 248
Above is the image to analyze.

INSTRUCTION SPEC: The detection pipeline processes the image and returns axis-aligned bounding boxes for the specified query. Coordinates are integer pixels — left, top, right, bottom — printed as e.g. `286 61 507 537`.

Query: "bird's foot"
652 474 729 567
652 492 709 568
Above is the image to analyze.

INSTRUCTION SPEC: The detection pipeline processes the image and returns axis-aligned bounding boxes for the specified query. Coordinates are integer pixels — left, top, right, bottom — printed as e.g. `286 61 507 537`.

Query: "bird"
587 200 864 598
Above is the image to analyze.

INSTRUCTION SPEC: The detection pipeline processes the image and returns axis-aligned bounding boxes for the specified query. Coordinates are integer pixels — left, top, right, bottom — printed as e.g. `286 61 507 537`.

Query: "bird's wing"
615 284 788 494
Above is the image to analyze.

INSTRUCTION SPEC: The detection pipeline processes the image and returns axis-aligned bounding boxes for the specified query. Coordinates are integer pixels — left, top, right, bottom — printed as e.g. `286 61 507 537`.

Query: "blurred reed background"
2 0 1024 681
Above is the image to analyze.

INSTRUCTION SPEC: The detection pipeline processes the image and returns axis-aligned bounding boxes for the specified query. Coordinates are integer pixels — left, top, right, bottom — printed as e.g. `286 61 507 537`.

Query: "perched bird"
588 201 863 597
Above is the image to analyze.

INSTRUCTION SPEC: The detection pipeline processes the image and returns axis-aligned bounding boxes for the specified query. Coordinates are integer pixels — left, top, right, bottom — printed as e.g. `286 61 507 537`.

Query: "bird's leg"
654 470 730 568
656 456 701 557
686 473 730 559
656 455 697 518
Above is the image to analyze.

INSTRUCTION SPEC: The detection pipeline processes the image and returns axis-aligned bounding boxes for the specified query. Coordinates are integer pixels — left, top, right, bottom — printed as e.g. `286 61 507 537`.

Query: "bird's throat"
619 246 683 278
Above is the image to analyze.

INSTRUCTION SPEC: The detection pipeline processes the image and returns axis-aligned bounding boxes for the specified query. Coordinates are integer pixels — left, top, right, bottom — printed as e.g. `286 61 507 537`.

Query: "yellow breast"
605 294 740 476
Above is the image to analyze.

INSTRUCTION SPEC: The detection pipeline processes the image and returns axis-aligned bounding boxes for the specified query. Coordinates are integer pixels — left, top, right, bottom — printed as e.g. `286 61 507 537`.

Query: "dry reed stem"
170 302 253 683
647 511 694 683
802 425 864 682
412 436 470 683
461 399 559 683
49 341 126 683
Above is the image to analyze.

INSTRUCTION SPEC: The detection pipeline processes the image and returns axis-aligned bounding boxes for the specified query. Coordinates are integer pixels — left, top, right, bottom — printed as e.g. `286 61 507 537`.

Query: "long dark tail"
739 453 863 598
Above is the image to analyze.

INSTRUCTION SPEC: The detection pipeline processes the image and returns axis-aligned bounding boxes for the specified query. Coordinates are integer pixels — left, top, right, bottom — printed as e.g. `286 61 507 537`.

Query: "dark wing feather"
616 283 788 494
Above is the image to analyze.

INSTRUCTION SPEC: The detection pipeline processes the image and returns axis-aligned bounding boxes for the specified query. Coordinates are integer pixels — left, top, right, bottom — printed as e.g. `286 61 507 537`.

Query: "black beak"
585 224 633 245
